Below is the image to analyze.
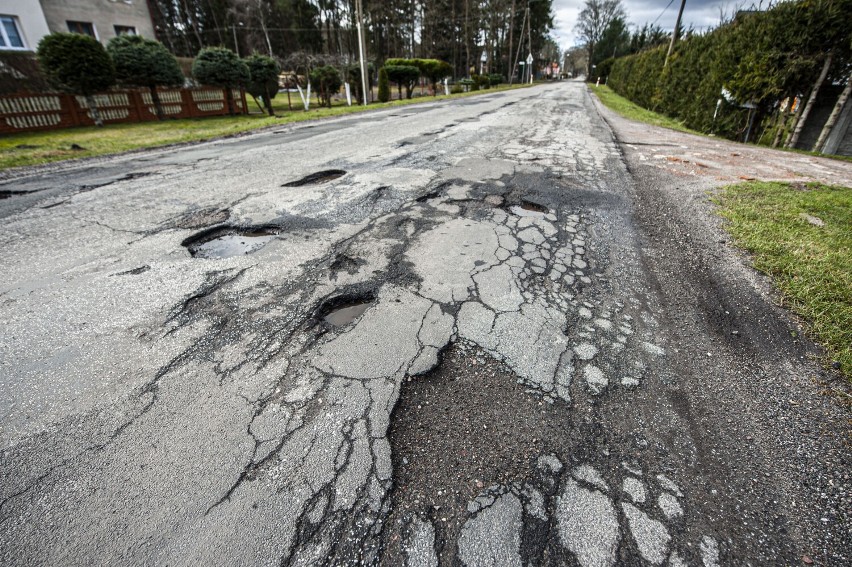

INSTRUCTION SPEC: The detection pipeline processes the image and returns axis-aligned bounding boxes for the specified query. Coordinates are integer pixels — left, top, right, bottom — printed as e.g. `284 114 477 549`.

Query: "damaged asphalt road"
0 82 849 566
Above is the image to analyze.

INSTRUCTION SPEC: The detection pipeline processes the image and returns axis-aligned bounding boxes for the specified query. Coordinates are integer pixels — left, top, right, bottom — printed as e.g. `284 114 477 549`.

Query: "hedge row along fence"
0 88 247 134
606 0 852 147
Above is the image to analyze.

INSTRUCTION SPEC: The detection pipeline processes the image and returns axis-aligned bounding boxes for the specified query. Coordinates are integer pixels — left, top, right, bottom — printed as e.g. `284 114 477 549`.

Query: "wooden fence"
0 88 248 134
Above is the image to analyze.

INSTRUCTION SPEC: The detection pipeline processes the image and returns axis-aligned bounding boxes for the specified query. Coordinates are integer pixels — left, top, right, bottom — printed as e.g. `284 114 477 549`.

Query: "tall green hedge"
609 32 752 139
607 0 852 143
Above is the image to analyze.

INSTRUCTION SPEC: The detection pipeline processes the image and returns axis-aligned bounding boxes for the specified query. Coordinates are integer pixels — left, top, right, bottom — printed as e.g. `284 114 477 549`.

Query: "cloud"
551 0 735 49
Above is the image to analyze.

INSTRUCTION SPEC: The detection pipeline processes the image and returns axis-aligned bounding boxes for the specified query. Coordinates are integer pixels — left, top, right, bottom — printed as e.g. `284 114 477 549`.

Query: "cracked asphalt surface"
1 81 849 566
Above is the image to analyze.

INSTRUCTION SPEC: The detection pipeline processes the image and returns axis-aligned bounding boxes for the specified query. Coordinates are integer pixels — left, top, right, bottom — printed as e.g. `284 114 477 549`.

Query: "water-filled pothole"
318 293 375 327
509 200 549 217
282 170 347 187
324 302 371 326
183 226 279 259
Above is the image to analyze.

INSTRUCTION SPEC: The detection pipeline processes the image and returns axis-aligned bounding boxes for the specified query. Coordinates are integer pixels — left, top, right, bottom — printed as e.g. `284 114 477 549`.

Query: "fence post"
240 88 248 115
183 89 196 118
131 90 146 122
65 94 81 127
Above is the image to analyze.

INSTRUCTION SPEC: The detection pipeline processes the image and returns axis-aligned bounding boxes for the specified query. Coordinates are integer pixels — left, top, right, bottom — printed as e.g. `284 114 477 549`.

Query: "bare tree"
575 0 625 78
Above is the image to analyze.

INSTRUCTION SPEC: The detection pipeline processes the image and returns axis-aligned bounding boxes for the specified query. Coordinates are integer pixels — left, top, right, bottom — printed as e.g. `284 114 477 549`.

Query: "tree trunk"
784 94 806 148
814 71 852 153
150 86 165 120
85 94 104 127
771 101 789 148
252 95 265 114
786 51 833 149
225 87 235 116
263 87 274 116
587 42 595 79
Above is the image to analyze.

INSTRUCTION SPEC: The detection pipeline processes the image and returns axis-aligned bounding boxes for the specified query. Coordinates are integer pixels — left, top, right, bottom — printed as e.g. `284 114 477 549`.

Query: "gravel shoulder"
592 90 851 564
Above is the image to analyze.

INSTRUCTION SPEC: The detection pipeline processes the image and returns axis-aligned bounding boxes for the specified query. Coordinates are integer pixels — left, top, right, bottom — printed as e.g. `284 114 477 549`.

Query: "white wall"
0 0 51 51
38 0 157 45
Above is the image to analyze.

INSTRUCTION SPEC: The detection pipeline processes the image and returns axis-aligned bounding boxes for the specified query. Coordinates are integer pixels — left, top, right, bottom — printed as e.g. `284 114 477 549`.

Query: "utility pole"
526 4 533 83
232 24 239 57
664 0 687 67
507 0 516 79
509 6 527 85
355 0 369 106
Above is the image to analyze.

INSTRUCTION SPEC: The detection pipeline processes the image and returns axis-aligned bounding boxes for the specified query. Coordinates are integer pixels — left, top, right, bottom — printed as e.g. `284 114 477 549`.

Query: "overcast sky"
551 0 751 49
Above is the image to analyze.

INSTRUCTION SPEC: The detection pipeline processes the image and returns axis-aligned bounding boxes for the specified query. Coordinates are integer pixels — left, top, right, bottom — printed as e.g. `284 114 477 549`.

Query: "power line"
652 0 677 26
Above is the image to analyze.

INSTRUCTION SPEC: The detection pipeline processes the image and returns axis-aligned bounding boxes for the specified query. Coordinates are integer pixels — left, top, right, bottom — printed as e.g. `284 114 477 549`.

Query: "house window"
114 25 136 36
67 21 96 37
0 15 26 49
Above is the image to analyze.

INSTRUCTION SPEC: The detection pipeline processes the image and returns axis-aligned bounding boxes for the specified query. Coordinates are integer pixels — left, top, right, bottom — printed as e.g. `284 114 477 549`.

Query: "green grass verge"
0 83 533 171
589 84 699 134
592 84 852 163
714 181 851 379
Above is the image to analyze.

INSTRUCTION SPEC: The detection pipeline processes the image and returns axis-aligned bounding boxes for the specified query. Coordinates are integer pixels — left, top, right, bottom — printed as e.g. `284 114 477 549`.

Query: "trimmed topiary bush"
471 74 491 90
37 32 116 126
107 34 184 120
419 59 453 95
385 64 420 99
310 65 342 108
244 53 280 116
346 63 374 104
377 66 390 102
386 58 453 95
192 47 249 115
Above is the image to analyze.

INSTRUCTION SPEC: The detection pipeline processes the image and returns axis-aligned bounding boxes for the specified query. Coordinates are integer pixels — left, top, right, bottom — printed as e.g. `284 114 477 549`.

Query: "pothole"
317 293 375 327
282 169 347 187
509 200 549 217
182 226 279 259
484 195 505 207
171 208 230 229
415 182 451 203
0 190 28 199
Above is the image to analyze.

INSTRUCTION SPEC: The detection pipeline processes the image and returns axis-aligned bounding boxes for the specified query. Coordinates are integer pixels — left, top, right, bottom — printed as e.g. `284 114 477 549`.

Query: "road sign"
526 53 533 65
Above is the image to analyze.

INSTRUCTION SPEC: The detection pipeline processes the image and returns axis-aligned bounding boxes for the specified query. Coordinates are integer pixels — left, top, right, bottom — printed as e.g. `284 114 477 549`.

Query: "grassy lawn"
0 83 533 171
714 181 851 379
589 84 699 134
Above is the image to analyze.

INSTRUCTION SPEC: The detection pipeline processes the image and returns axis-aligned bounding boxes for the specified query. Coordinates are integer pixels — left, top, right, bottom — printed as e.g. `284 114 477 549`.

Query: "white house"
0 0 156 51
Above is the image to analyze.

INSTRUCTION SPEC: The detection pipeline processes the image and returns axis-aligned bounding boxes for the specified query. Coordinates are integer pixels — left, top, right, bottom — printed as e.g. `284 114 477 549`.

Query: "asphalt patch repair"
381 340 580 565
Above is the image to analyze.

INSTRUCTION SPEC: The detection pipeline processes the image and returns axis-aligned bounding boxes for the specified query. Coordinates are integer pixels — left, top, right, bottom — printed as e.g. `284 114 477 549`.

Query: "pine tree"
378 66 390 102
107 35 184 120
37 33 116 126
192 47 250 115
